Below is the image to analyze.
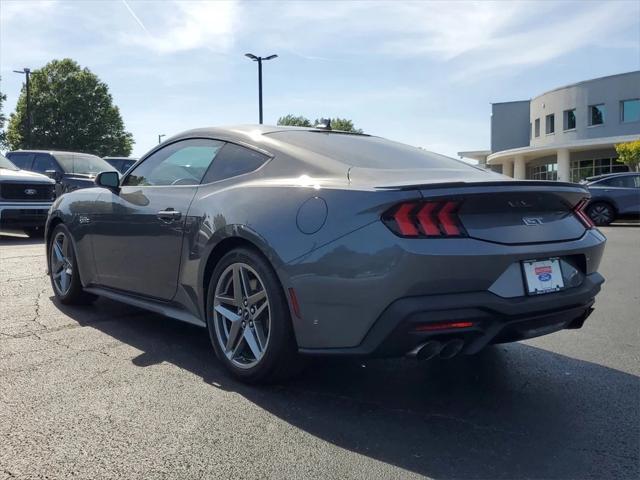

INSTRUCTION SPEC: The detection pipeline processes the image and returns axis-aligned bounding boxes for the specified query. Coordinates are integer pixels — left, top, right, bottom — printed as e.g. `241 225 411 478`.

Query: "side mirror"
45 169 61 181
95 171 120 191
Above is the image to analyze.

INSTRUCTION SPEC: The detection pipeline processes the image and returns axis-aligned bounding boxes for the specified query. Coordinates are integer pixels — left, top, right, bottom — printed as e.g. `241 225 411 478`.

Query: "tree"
615 140 640 172
0 79 7 149
277 114 312 127
7 59 133 156
315 117 363 134
278 113 362 133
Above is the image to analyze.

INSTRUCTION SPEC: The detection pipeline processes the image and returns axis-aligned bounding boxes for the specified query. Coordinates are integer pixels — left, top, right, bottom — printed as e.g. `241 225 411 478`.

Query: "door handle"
157 208 182 222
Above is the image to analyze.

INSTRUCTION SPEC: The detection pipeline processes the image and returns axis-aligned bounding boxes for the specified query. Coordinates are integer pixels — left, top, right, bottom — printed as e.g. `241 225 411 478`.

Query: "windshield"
0 153 19 171
268 131 480 171
55 153 116 175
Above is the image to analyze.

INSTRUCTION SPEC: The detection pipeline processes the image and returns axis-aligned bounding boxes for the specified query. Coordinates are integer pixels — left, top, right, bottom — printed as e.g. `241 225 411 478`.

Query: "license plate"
522 258 564 295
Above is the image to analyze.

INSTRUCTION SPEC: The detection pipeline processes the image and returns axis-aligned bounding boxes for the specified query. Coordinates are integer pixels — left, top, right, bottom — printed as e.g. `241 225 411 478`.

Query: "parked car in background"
584 172 640 225
45 125 605 383
103 156 137 174
6 150 118 196
0 153 56 237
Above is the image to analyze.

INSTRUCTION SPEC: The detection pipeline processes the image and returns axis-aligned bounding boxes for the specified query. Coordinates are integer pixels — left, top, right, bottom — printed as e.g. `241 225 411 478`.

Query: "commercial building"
459 71 640 182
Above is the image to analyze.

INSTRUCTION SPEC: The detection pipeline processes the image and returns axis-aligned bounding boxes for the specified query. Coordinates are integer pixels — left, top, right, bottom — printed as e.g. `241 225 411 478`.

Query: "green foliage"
7 59 133 156
277 114 312 127
278 114 362 133
316 117 363 133
615 140 640 172
0 79 7 149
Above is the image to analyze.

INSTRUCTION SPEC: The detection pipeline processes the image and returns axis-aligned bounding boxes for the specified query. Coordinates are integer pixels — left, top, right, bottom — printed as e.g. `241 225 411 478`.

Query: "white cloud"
120 0 239 54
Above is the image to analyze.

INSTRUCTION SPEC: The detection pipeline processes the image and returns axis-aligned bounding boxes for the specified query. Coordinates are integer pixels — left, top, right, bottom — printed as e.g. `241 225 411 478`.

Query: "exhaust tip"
410 341 442 361
439 339 465 359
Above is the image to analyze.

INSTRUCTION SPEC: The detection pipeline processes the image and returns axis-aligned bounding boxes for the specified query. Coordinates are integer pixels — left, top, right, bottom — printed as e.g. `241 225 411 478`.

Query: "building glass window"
534 118 540 137
588 104 605 126
528 163 557 181
570 157 629 182
563 109 576 130
545 114 555 134
621 99 640 123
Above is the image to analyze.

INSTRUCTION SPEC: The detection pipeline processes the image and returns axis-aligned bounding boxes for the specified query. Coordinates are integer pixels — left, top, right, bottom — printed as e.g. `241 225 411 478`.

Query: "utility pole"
244 53 278 124
13 68 31 147
158 134 166 144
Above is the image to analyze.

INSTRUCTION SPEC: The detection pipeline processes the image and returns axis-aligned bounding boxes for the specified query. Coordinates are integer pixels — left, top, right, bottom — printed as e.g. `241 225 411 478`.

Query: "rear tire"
48 224 97 305
587 202 615 226
206 247 303 384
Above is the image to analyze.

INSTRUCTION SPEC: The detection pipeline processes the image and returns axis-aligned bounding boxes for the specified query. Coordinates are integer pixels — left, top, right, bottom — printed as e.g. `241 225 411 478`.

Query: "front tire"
587 202 615 226
48 224 96 305
206 247 302 383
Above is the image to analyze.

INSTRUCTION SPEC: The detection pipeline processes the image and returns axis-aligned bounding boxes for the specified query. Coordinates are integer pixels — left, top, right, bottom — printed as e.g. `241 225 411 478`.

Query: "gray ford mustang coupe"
45 125 606 383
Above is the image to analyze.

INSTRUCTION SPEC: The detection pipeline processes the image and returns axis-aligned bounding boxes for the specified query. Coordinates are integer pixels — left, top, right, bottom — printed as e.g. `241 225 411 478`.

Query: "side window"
32 154 60 173
600 176 634 188
6 152 34 170
123 139 224 186
634 176 640 188
202 143 269 183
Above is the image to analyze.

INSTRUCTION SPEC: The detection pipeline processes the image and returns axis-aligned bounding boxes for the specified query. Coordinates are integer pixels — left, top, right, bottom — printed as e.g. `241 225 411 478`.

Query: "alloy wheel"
51 231 73 295
589 204 613 225
213 262 271 369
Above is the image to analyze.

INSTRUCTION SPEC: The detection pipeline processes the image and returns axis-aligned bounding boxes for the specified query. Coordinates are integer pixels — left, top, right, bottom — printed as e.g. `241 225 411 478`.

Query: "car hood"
0 167 55 184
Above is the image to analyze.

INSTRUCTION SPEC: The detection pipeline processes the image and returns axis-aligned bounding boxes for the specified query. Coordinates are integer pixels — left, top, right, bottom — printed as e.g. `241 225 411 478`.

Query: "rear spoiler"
376 180 588 192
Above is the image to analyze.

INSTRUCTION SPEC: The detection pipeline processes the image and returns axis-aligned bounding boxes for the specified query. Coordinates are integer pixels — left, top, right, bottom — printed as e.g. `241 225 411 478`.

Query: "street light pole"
13 68 31 147
245 53 278 124
158 134 165 144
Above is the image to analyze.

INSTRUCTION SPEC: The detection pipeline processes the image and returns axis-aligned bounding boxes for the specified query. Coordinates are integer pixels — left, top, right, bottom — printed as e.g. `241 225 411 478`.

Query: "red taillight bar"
385 200 466 238
394 203 419 236
574 198 595 229
414 321 474 332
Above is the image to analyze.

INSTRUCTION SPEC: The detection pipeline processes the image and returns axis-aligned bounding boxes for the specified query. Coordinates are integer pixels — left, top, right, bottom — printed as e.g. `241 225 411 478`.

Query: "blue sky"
1 0 639 159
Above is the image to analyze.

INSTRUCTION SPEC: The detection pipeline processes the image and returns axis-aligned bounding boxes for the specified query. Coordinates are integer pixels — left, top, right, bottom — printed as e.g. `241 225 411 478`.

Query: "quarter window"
589 104 605 126
124 139 224 186
563 109 576 130
621 99 640 123
545 114 555 134
534 118 540 137
202 143 269 183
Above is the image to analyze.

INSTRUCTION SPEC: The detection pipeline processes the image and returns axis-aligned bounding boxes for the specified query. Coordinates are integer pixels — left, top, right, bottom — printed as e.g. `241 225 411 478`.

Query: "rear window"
268 131 476 171
54 153 116 175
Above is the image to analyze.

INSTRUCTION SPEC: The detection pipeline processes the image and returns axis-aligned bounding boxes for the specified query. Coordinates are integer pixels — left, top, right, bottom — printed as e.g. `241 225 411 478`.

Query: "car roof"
168 124 368 144
9 149 100 157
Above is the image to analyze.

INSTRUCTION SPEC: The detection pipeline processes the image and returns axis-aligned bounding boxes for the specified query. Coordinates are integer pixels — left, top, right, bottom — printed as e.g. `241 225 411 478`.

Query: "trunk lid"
360 169 590 245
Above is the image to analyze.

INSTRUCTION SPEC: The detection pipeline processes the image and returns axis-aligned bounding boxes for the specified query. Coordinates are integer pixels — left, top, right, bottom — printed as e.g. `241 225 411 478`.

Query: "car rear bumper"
299 272 604 357
0 203 52 229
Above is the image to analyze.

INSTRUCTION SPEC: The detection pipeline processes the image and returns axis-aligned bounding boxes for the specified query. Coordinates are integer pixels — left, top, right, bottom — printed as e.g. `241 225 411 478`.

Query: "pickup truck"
0 153 56 237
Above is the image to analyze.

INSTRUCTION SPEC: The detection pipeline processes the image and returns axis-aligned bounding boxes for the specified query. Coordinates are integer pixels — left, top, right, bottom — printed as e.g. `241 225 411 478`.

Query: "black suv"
103 156 137 174
6 150 118 196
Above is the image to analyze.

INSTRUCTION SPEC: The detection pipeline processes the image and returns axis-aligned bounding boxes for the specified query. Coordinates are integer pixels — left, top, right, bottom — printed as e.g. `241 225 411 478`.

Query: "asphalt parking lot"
1 226 638 480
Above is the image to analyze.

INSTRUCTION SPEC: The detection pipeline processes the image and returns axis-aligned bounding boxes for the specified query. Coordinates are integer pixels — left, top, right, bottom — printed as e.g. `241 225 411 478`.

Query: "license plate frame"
522 258 565 295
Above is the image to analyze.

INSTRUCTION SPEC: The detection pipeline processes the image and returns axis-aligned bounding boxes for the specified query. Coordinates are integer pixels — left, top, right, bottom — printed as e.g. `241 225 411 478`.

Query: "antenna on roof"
314 118 332 130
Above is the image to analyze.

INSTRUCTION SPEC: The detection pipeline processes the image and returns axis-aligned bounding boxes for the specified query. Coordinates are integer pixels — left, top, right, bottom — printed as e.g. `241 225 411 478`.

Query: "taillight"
382 200 467 238
573 198 595 229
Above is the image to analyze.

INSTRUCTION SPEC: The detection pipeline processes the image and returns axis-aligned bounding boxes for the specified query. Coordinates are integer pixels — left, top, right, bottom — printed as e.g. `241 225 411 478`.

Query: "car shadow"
51 296 639 479
0 233 44 245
